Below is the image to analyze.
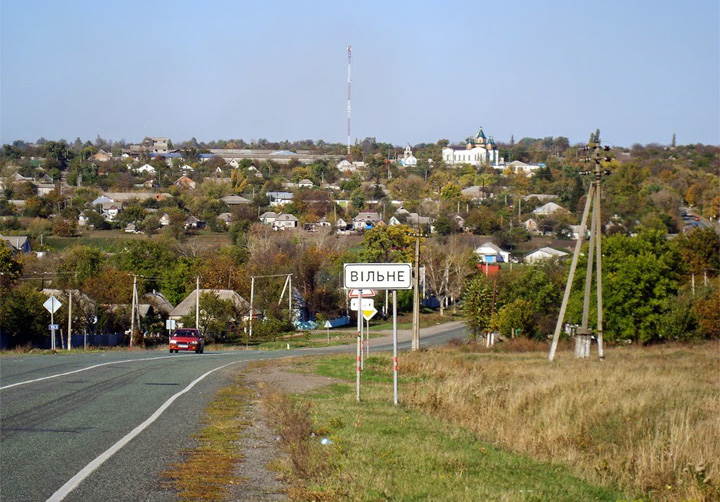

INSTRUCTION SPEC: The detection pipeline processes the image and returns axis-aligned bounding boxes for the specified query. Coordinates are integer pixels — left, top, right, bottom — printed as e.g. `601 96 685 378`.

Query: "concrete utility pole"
549 133 610 361
67 291 72 351
195 276 200 330
130 275 137 347
412 230 421 351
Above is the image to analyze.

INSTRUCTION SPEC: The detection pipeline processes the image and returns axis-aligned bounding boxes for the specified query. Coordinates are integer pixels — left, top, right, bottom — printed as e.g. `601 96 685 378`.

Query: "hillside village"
1 130 718 347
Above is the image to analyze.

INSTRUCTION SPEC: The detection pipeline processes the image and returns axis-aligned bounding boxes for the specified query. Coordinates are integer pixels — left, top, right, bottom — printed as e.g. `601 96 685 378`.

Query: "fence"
0 333 127 350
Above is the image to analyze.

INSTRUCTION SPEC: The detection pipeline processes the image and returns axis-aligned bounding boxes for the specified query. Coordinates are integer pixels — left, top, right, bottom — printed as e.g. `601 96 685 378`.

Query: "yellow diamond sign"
362 307 378 321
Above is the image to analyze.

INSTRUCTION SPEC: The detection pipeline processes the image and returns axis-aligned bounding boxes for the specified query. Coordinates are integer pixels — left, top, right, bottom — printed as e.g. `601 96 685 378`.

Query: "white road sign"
350 297 375 311
349 289 376 298
43 296 62 314
344 263 412 290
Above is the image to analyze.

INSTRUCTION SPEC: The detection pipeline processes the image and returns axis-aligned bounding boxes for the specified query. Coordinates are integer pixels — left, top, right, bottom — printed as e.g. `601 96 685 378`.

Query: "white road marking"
0 353 222 391
46 359 246 502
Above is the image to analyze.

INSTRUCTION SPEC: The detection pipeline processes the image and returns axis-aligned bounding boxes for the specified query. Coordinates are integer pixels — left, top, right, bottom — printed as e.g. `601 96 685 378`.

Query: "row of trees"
462 227 720 343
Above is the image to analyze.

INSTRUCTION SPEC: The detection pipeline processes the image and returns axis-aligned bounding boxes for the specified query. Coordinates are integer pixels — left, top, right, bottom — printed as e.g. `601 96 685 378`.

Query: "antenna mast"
347 45 352 160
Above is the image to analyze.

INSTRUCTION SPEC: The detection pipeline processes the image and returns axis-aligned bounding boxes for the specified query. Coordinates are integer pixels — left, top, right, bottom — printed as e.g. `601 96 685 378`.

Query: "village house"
175 176 196 190
506 161 544 175
352 211 382 231
0 234 31 253
259 211 278 225
533 202 565 216
221 194 251 206
522 218 542 235
273 213 299 230
524 247 569 264
90 150 112 163
267 191 293 206
474 242 511 264
169 289 253 325
135 163 156 175
184 215 205 230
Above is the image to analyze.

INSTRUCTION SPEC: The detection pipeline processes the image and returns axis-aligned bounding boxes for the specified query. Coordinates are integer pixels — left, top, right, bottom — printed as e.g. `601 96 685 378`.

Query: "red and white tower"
347 45 352 160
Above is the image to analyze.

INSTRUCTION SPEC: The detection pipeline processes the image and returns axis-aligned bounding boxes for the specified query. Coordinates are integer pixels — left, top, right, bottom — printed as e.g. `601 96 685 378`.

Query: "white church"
397 144 417 167
442 127 501 167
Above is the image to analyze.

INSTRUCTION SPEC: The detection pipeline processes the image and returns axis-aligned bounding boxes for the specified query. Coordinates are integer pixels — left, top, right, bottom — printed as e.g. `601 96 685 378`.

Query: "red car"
169 328 205 353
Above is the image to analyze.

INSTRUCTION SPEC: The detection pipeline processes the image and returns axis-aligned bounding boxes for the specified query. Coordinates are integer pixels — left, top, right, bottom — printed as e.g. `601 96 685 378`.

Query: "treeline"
463 227 720 343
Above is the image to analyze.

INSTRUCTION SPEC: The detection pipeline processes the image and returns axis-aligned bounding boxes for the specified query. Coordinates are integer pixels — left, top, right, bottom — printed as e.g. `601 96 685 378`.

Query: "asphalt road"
0 322 468 502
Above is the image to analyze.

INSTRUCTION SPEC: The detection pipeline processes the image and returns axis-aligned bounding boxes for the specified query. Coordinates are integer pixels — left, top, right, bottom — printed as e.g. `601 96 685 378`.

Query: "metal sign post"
393 290 398 405
344 264 412 405
356 289 362 402
44 296 62 350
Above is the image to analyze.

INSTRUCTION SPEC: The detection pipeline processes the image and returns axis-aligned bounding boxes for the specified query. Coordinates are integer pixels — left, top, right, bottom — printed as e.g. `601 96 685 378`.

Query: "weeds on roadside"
260 386 341 500
161 375 252 501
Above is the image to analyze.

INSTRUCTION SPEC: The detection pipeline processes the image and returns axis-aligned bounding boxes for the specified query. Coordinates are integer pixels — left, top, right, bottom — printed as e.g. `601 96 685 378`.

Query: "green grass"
256 330 385 350
42 230 231 252
270 354 628 501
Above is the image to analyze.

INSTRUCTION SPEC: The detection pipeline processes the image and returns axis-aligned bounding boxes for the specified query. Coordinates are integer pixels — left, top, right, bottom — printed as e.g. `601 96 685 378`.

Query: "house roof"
475 242 505 255
0 234 30 250
533 202 564 215
260 211 278 219
353 211 381 222
169 289 251 318
221 195 251 205
92 196 114 206
275 214 298 222
141 291 174 315
527 247 568 258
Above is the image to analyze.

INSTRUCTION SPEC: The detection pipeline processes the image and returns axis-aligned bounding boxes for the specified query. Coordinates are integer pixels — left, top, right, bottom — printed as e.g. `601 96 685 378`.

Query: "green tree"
0 241 23 289
0 284 48 347
179 292 238 342
570 229 683 343
675 227 720 276
57 246 106 288
116 240 177 291
492 299 534 338
360 224 417 263
462 274 495 340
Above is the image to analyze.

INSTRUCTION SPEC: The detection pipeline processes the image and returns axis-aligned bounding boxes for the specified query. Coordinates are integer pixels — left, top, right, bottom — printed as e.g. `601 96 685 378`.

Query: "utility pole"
549 131 610 361
67 291 72 351
130 275 137 348
412 228 421 351
249 276 255 339
196 276 200 331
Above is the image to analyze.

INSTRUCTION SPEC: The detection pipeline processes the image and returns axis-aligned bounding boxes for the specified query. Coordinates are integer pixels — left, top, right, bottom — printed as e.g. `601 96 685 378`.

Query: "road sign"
349 289 376 298
362 307 378 321
43 296 62 314
350 297 375 311
323 320 332 328
48 324 59 330
165 319 176 330
344 263 412 290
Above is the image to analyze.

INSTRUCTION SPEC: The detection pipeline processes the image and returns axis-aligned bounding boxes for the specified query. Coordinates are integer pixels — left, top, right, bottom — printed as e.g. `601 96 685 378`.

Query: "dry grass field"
401 342 719 501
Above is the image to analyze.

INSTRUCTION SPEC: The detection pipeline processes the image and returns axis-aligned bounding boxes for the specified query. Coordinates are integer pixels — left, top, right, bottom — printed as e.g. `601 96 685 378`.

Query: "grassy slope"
274 355 627 501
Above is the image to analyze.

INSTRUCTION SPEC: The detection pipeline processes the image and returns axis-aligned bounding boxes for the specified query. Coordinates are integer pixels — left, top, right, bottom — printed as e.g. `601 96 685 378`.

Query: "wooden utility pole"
549 132 610 361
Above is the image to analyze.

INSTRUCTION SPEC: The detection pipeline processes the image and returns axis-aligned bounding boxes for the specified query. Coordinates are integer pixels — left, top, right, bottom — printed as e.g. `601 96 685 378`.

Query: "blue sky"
1 0 718 147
